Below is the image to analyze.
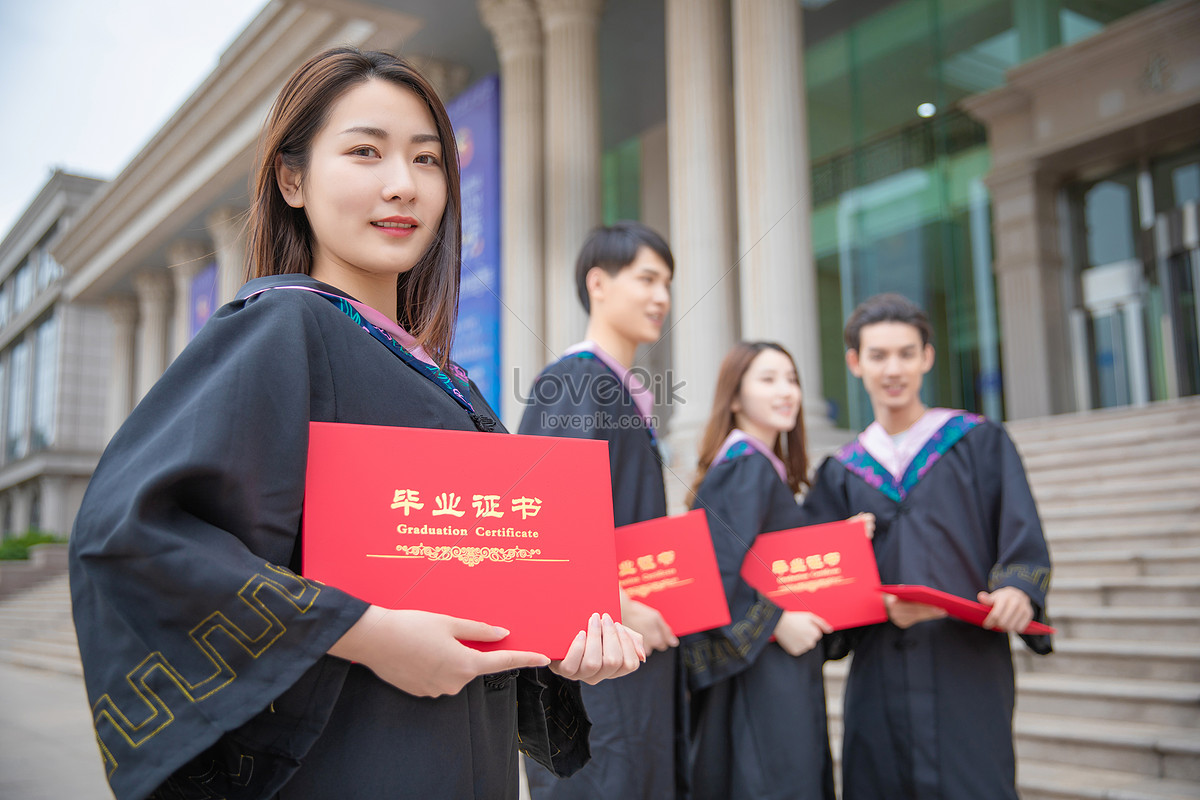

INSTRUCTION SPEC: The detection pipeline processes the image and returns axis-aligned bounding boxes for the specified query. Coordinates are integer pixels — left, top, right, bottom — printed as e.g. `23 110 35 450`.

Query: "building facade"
0 171 109 538
45 0 1200 511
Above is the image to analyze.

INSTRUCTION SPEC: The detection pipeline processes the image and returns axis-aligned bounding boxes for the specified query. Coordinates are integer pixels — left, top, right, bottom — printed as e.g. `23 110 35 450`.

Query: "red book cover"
615 509 732 637
740 519 887 630
879 584 1057 635
302 422 620 658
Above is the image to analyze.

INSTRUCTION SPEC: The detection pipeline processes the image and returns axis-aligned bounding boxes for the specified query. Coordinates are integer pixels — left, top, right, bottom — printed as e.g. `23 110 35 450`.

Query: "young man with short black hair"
520 221 684 799
804 293 1053 800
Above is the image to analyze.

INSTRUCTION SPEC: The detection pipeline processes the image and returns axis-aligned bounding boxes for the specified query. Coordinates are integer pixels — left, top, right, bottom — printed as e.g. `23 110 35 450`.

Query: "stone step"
1014 639 1200 682
1015 674 1200 728
1040 498 1200 523
1019 434 1200 472
4 633 81 662
1014 713 1200 782
1017 761 1200 800
1014 413 1200 449
1019 439 1200 477
1047 525 1200 553
1048 606 1200 643
1048 576 1200 608
1007 397 1200 438
826 668 1200 729
1036 487 1200 516
1044 517 1200 540
1 646 83 678
1031 471 1197 503
1026 451 1200 489
1051 548 1200 579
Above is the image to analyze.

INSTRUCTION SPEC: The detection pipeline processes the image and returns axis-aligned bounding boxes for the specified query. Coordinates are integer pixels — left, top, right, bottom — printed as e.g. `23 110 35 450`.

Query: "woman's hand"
978 587 1033 633
620 590 679 652
773 611 832 657
550 612 646 684
848 512 876 540
882 593 948 629
328 606 551 698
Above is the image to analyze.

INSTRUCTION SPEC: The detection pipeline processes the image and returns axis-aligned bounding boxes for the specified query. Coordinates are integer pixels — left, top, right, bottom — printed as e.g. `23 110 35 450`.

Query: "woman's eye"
351 146 379 158
415 153 441 166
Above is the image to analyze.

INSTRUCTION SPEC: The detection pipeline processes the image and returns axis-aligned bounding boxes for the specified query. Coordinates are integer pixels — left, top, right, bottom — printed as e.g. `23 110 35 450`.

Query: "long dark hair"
690 341 810 504
246 46 462 367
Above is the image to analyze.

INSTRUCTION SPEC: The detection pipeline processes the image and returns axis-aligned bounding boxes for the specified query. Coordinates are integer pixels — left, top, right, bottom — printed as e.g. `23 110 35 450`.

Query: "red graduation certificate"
740 519 888 630
302 422 620 658
615 509 732 637
879 584 1057 635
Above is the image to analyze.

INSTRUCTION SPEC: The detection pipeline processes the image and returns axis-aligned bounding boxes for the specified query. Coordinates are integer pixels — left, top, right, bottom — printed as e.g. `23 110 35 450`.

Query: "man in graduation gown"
519 222 686 799
802 293 1053 800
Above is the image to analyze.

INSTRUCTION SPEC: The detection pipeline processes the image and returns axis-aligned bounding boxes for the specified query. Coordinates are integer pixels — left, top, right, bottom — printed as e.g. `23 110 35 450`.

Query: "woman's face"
733 348 802 443
277 78 448 289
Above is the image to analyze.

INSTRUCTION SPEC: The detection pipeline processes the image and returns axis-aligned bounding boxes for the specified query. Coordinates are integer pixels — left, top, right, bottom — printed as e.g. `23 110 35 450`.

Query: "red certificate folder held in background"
615 509 732 637
740 519 887 630
302 422 620 658
879 584 1057 635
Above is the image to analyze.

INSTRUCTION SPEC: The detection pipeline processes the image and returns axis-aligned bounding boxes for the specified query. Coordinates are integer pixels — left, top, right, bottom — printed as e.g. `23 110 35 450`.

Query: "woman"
69 47 641 800
683 341 837 800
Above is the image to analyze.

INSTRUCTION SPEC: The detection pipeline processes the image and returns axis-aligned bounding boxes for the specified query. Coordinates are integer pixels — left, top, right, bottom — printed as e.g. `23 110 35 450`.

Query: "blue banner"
447 74 502 412
190 262 218 339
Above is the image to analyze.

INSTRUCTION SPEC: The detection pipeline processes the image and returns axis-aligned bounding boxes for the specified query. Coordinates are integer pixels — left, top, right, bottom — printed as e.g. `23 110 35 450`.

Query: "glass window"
32 316 57 451
7 340 29 460
1079 171 1140 268
0 284 9 330
13 262 33 315
1152 146 1200 212
602 136 642 225
35 250 62 291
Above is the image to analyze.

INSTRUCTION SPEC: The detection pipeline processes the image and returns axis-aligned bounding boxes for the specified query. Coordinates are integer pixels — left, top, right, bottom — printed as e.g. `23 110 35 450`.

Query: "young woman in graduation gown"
68 48 643 800
682 342 839 800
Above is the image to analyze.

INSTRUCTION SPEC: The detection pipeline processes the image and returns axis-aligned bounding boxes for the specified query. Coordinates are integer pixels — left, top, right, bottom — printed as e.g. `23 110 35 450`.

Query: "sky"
0 0 269 238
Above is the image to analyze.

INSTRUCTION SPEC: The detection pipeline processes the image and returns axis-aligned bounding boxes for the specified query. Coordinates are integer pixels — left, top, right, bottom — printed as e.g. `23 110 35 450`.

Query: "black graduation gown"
69 275 589 800
518 353 684 800
801 415 1053 800
681 446 836 800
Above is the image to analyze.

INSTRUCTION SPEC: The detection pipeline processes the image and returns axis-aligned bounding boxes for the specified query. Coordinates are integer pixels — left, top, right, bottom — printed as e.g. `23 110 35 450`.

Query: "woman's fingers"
472 648 552 674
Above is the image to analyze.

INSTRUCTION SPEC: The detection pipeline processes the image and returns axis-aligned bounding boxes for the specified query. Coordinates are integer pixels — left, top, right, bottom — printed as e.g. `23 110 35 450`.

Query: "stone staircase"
0 571 81 677
825 397 1200 799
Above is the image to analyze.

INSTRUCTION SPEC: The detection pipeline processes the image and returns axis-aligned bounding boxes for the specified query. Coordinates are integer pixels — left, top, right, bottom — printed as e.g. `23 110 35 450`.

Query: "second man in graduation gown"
803 294 1053 800
520 222 686 799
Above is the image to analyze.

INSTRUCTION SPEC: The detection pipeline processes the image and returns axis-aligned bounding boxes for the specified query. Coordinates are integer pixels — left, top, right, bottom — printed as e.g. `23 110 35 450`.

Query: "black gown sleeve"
69 291 370 800
515 667 591 777
799 457 853 525
682 455 797 690
980 423 1054 655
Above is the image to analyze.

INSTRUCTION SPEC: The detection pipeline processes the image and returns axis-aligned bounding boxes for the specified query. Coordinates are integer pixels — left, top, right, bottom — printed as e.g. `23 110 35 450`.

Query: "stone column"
480 0 549 428
168 241 209 361
133 271 172 402
208 207 247 306
988 164 1072 419
38 474 70 538
665 0 739 494
537 0 603 354
105 296 137 439
732 0 825 427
